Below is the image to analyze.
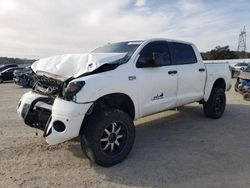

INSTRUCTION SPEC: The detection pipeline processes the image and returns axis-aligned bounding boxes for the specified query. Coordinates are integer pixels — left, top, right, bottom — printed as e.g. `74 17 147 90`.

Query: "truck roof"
108 38 195 46
144 38 195 46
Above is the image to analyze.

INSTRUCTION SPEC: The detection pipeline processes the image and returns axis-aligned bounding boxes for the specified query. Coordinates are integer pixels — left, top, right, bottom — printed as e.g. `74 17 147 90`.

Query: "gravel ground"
0 80 250 188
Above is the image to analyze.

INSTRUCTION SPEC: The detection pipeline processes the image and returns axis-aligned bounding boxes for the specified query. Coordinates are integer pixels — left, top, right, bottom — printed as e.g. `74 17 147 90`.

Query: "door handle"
168 70 177 75
199 68 205 72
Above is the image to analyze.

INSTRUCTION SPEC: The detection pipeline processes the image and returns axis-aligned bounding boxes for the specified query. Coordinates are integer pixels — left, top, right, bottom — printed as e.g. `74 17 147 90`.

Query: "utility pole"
237 26 247 58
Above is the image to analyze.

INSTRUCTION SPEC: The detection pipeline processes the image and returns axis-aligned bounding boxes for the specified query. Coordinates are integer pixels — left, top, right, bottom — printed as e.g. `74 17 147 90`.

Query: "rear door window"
171 42 197 65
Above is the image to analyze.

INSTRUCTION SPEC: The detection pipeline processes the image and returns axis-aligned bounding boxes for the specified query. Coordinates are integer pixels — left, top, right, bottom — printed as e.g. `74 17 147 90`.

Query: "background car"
0 67 23 83
13 66 36 87
0 64 18 72
233 62 249 71
234 65 250 100
232 62 249 77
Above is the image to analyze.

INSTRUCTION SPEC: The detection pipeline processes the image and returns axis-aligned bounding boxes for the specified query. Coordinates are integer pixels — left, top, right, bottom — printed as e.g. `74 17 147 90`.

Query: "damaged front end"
17 68 116 145
17 52 134 145
235 69 250 101
21 72 76 131
21 97 52 131
17 91 53 131
17 74 92 145
34 74 64 97
18 74 63 133
235 78 250 101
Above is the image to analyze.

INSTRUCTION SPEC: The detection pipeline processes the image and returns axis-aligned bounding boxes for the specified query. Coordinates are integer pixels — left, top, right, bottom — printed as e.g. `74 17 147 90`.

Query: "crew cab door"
169 42 206 106
135 41 178 117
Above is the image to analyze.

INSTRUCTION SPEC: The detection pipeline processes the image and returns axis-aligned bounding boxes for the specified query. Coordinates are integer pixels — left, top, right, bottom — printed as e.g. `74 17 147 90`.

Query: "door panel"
5 70 13 80
137 66 178 117
176 61 206 105
170 42 206 106
136 41 178 117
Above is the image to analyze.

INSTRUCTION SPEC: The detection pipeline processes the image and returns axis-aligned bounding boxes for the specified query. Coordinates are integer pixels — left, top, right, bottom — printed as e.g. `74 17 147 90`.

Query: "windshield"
92 41 143 53
92 41 143 63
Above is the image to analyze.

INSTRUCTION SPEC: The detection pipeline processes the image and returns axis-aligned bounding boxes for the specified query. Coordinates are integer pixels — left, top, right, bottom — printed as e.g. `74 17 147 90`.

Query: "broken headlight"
63 81 85 101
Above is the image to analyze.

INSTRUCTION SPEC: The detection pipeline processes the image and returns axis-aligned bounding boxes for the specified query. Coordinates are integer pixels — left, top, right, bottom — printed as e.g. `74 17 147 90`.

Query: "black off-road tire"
203 88 226 119
80 107 135 167
0 77 3 83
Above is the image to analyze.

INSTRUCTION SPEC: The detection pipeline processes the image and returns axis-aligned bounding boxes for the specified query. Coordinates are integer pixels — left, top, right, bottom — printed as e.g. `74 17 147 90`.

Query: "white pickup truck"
17 38 231 167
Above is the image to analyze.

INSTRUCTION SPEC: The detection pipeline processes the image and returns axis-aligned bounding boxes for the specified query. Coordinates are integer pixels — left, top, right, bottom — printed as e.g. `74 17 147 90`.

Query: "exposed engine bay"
34 74 63 97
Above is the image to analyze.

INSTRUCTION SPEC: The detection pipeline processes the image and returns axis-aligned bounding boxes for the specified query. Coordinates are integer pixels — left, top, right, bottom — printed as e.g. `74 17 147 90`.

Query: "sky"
0 0 249 59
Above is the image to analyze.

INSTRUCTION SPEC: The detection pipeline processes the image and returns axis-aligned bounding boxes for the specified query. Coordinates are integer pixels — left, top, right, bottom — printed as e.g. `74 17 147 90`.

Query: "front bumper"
14 76 29 87
17 91 93 145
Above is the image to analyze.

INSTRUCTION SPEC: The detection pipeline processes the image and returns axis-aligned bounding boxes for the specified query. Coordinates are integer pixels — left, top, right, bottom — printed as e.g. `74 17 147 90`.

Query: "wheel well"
212 78 226 91
80 93 135 135
90 93 135 120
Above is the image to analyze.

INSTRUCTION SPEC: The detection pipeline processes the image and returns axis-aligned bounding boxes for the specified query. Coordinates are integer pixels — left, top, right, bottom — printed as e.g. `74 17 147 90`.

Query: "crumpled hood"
31 53 126 81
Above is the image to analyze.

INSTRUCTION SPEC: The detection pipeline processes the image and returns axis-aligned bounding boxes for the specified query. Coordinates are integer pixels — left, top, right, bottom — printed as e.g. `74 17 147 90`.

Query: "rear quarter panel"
203 63 231 101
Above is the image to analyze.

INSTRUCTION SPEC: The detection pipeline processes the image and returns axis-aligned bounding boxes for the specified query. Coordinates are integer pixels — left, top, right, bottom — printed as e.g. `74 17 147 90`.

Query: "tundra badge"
128 76 136 80
152 93 164 100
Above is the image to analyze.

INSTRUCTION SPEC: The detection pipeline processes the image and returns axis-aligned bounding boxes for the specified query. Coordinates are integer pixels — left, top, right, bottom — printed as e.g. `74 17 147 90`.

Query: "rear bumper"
17 91 93 145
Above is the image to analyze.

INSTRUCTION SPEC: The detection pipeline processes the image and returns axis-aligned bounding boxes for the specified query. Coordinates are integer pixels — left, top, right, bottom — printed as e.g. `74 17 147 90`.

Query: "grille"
34 75 62 96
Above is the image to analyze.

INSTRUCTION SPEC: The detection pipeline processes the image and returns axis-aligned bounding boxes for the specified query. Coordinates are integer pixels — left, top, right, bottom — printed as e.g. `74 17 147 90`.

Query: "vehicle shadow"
0 80 14 84
68 103 250 187
66 137 87 159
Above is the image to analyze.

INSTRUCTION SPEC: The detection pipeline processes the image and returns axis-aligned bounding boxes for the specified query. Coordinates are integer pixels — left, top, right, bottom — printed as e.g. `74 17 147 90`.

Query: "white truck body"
17 38 231 165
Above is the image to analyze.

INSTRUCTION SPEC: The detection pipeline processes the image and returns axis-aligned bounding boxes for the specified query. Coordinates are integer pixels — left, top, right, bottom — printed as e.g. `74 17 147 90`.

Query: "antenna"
237 26 247 58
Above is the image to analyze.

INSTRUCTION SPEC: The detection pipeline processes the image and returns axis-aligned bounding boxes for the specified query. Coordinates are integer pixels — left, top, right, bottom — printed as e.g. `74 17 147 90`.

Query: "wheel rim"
215 94 224 114
100 121 128 156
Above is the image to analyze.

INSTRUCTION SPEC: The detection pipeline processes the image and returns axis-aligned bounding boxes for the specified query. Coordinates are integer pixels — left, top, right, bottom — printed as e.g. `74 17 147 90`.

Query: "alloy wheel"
100 122 128 156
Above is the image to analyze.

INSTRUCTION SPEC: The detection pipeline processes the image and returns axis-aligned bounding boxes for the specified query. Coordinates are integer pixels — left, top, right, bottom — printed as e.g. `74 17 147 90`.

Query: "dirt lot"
0 80 250 188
